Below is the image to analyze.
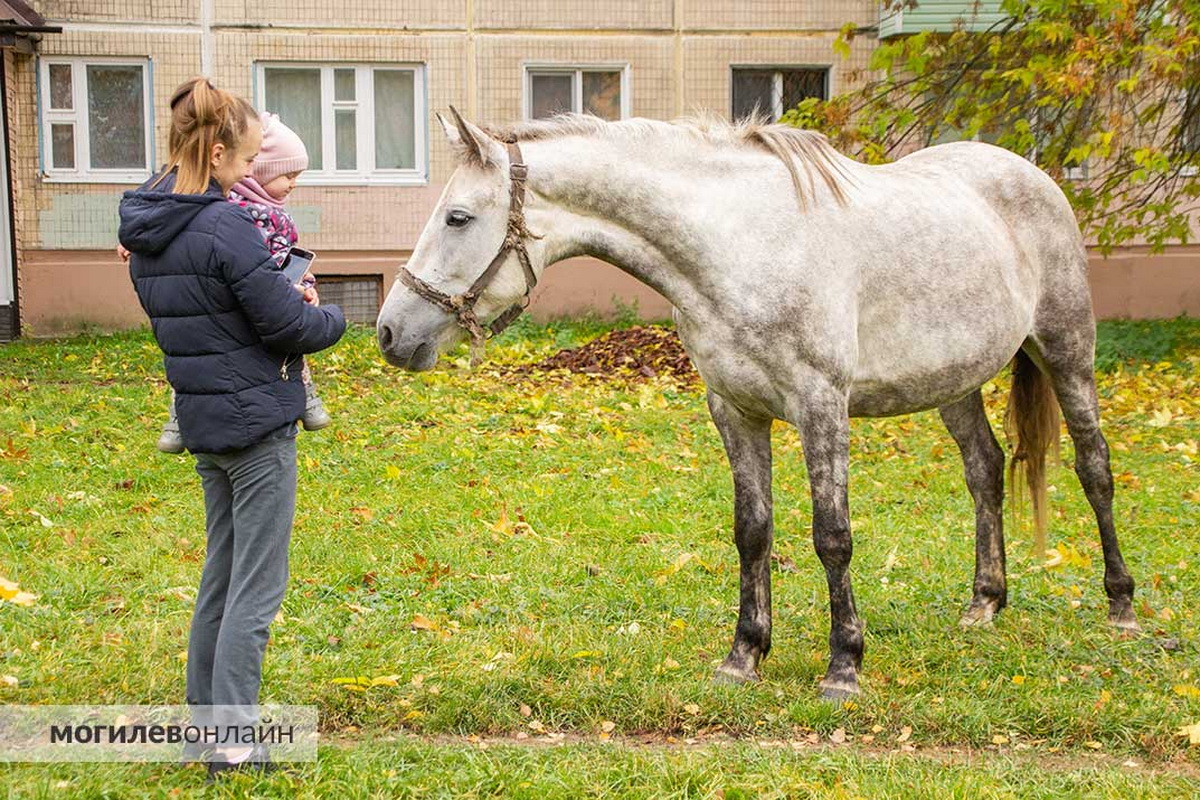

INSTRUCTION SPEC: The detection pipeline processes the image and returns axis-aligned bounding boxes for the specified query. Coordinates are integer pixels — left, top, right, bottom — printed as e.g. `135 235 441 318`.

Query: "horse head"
377 108 546 371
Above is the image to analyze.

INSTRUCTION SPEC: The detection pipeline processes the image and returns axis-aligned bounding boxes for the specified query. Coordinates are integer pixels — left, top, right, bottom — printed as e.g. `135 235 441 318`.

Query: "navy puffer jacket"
118 172 346 454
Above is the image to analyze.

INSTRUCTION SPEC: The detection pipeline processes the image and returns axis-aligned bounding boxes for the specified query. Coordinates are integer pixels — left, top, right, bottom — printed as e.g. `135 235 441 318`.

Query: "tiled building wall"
211 0 468 29
474 0 674 30
683 0 877 29
35 1 200 24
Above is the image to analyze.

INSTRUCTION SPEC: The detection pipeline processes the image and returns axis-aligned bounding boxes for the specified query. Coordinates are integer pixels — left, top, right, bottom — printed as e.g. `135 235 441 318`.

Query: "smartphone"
281 246 317 284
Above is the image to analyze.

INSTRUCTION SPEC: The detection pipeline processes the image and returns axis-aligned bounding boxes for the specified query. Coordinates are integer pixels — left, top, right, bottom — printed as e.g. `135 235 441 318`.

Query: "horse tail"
1004 348 1060 556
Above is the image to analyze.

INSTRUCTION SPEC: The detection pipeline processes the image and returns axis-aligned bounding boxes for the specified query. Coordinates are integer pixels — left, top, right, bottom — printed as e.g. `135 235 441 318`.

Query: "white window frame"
255 62 428 187
523 64 631 121
730 65 831 122
38 56 153 184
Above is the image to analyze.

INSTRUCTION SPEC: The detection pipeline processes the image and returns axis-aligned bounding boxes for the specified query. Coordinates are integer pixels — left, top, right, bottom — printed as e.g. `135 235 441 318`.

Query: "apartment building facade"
0 0 1195 340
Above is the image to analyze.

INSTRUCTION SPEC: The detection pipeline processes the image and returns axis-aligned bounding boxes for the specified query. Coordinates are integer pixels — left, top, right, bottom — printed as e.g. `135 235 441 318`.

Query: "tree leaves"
796 0 1200 251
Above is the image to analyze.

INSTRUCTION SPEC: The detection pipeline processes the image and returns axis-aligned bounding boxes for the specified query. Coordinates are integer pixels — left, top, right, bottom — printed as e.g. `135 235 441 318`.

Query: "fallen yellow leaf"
1178 723 1200 746
370 675 402 687
410 614 439 631
0 577 37 606
490 508 513 535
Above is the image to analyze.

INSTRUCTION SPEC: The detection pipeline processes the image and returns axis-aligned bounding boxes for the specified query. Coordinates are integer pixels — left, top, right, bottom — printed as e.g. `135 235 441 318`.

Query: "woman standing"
118 78 346 776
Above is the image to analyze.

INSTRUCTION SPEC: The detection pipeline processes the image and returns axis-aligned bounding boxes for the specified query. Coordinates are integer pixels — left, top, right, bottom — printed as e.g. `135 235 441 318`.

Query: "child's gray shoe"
302 384 332 431
157 397 185 453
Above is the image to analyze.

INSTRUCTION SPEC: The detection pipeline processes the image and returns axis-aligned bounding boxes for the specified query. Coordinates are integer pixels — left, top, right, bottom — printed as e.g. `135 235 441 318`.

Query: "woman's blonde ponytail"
154 78 256 194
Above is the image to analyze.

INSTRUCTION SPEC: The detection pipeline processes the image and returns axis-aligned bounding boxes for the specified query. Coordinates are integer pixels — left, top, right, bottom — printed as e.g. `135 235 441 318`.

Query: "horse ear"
436 111 459 146
444 105 504 169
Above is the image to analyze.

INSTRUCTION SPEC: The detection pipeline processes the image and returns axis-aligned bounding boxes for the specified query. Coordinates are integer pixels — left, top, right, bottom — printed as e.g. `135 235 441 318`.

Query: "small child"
156 112 330 453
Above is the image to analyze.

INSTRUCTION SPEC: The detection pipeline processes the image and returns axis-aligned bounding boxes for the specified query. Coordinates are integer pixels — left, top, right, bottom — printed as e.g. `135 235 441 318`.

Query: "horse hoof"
1109 614 1142 635
959 606 995 628
713 664 759 685
959 598 1001 628
818 679 860 702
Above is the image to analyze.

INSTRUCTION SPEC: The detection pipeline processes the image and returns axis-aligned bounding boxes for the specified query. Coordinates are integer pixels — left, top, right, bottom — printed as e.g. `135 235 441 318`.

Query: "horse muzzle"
377 324 439 372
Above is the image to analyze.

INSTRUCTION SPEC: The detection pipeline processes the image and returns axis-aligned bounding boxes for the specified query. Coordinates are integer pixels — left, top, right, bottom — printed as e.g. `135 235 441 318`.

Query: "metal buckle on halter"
510 162 528 180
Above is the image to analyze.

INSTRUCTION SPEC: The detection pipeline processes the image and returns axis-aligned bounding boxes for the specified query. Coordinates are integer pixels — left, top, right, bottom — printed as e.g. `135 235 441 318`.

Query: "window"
732 67 828 122
256 64 427 185
525 67 627 121
39 57 152 182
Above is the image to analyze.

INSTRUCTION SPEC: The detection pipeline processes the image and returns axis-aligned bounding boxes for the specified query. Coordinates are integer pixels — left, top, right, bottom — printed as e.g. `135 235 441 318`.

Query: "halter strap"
397 140 539 355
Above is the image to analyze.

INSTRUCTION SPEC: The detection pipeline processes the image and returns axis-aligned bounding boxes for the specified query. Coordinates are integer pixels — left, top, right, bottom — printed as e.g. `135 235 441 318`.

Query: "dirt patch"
507 325 700 386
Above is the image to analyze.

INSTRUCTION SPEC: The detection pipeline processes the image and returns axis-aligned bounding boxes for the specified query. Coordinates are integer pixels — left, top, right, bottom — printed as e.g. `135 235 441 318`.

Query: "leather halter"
397 140 539 353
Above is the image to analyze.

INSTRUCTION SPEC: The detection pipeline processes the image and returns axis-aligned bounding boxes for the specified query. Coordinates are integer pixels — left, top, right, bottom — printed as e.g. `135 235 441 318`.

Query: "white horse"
376 110 1138 699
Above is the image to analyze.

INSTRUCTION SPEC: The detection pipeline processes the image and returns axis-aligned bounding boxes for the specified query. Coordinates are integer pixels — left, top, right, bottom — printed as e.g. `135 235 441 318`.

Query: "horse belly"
849 306 1029 417
845 183 1040 417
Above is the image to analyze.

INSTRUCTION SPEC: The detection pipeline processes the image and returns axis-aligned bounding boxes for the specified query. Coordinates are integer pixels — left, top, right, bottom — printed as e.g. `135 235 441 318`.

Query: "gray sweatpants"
186 424 297 734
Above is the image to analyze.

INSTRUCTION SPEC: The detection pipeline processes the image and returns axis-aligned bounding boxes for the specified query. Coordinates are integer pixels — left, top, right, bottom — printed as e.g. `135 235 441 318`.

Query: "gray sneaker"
301 383 332 431
157 397 185 454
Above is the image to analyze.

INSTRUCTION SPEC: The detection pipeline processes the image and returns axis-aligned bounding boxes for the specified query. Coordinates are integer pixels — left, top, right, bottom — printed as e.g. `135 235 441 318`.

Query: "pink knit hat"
253 112 309 184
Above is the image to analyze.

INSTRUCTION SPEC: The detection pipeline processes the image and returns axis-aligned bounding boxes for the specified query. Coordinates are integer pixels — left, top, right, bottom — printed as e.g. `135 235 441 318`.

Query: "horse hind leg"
939 390 1007 626
1024 328 1139 632
707 391 775 684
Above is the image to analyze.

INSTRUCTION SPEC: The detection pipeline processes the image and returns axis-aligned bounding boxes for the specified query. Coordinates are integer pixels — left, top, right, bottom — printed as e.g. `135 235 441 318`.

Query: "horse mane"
485 112 852 210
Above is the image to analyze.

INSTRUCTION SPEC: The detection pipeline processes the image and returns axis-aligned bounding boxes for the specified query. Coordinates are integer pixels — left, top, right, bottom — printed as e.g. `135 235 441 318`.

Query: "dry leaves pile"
507 326 699 385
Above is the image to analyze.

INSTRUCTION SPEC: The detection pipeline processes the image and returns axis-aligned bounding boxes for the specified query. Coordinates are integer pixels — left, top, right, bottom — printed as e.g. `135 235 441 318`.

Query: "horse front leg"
795 385 862 699
707 390 774 684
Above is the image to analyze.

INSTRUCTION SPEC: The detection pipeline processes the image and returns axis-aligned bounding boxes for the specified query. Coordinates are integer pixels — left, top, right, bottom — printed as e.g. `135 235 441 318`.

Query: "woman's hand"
117 244 131 262
295 272 318 305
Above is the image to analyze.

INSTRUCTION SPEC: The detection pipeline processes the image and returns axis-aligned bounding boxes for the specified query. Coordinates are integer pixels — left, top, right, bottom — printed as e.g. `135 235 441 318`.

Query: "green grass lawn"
1 318 1199 797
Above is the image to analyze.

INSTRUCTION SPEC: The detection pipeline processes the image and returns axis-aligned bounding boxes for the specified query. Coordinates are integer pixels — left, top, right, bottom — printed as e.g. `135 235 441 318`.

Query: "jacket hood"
118 172 228 255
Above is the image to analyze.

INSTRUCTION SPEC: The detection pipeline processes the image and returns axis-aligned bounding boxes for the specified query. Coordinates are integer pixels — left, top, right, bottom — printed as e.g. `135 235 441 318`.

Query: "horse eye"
445 210 473 228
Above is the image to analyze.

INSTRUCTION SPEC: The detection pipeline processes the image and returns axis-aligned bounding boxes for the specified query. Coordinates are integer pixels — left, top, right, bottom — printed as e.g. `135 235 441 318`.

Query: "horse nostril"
378 323 394 351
